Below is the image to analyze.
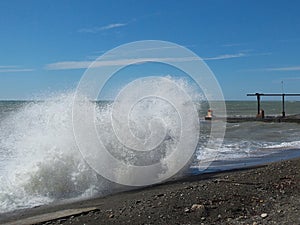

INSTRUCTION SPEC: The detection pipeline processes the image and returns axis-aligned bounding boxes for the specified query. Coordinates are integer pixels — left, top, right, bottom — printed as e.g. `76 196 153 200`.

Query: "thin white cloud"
46 52 249 71
0 68 35 73
78 23 127 33
264 66 300 72
45 57 199 70
203 53 246 60
0 65 17 68
241 65 300 73
0 65 34 73
46 61 91 70
85 45 195 61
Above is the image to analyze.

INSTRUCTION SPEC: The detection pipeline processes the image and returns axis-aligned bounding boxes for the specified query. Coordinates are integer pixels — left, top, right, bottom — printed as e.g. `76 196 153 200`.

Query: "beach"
1 157 299 225
1 1 300 224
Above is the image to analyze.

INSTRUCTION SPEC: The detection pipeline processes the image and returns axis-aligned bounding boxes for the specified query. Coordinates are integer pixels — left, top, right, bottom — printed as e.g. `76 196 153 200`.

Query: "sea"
0 94 300 213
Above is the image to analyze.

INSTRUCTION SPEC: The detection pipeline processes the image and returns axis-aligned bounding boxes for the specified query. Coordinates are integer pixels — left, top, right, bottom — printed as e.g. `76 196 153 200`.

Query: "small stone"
253 222 258 225
109 214 114 218
191 204 205 211
261 213 268 218
191 204 206 216
184 207 190 213
156 193 165 197
119 207 126 213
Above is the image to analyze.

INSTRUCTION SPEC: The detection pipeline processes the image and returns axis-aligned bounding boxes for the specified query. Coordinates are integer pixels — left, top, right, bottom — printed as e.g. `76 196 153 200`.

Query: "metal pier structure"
247 93 300 118
205 93 300 123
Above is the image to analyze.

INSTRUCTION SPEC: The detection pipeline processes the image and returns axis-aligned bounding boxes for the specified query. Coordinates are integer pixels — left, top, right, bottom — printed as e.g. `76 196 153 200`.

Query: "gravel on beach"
1 157 300 225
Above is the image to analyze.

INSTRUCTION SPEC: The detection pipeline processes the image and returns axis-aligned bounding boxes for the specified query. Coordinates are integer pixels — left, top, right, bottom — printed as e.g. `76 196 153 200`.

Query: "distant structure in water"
247 93 300 118
205 109 213 120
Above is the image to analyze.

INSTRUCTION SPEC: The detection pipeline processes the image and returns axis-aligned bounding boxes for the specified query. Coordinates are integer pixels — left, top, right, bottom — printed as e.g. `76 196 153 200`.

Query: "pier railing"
247 93 300 117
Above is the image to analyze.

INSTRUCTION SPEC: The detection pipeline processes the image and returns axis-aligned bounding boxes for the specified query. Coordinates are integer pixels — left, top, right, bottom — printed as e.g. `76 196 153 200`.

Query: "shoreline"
205 114 300 123
1 157 300 225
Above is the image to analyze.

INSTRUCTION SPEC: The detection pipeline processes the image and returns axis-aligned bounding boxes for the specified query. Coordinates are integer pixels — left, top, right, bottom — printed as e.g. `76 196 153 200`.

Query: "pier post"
248 93 300 118
256 93 261 115
282 94 285 117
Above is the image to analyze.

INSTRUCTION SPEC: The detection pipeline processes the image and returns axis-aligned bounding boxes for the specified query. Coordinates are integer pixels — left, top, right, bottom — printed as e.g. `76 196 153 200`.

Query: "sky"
0 0 300 100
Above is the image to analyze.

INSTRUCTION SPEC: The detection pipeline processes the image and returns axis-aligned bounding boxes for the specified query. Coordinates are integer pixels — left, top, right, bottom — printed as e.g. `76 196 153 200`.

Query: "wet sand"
1 157 299 225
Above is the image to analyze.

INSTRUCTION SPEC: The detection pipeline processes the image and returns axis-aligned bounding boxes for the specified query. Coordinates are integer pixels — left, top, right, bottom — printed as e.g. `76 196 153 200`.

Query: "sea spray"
0 77 202 212
0 93 105 212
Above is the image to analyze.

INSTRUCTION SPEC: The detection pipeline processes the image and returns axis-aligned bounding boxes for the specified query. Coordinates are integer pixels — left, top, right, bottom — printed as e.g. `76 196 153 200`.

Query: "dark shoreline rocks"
1 157 300 225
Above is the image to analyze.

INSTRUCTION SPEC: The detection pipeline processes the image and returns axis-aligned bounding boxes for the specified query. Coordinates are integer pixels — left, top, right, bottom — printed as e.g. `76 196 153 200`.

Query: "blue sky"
0 0 300 100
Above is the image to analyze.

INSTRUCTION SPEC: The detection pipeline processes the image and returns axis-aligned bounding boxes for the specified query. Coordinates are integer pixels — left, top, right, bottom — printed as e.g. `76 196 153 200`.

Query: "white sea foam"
0 93 106 212
263 140 300 150
0 77 202 213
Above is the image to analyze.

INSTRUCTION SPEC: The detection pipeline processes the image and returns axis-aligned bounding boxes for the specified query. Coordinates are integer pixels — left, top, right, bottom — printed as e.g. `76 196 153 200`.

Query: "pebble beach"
1 157 299 225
